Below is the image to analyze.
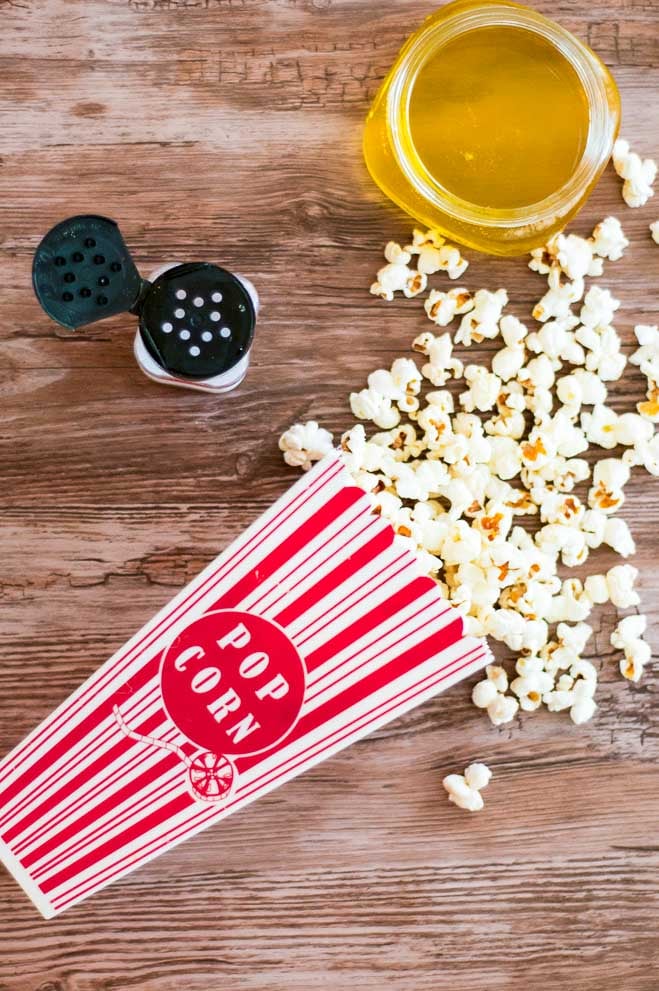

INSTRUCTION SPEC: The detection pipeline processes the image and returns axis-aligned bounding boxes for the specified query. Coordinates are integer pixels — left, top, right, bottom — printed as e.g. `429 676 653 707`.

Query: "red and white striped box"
0 454 491 918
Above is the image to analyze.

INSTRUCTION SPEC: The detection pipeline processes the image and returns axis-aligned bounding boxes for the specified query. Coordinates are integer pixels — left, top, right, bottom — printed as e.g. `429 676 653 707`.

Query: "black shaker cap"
138 263 255 380
32 215 144 330
32 216 257 381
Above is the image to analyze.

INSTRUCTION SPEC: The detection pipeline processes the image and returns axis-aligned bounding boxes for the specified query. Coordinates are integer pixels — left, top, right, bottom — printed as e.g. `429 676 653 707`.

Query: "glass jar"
363 0 621 256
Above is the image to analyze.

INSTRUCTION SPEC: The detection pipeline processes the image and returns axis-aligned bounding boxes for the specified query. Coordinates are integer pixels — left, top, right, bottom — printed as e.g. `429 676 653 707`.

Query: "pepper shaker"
32 215 259 394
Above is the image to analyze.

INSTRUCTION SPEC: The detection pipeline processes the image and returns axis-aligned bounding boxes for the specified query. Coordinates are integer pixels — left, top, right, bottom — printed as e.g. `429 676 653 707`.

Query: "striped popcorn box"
0 453 491 918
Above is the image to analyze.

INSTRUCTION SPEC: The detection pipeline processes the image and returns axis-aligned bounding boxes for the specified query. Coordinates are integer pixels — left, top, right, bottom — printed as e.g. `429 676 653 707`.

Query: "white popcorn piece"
279 420 334 470
557 622 593 655
624 434 659 476
555 232 603 280
570 659 598 684
499 315 528 349
442 773 483 812
487 693 519 726
579 285 620 328
455 289 508 346
440 519 482 565
584 573 609 605
581 404 619 449
519 353 556 392
492 345 526 382
405 228 470 279
414 331 464 387
403 270 428 299
391 357 423 396
520 427 555 470
556 373 583 409
488 436 522 480
464 762 492 791
612 138 657 209
370 262 412 301
460 365 502 413
611 614 650 683
618 640 645 682
630 325 659 422
591 216 629 261
543 689 575 712
603 517 636 557
573 369 607 406
532 278 582 323
651 221 659 245
546 578 593 623
384 241 412 266
630 324 659 380
472 679 498 709
526 316 582 369
588 458 630 514
540 492 585 527
614 412 653 447
350 387 400 429
577 324 627 382
424 287 474 327
606 564 640 608
486 664 508 693
611 614 647 647
510 671 553 711
570 696 597 725
485 608 529 651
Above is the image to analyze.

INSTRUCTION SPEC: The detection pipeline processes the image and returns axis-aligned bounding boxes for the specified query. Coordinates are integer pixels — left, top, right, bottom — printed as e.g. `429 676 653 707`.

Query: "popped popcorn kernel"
279 421 334 470
591 217 629 261
442 763 491 812
612 138 657 209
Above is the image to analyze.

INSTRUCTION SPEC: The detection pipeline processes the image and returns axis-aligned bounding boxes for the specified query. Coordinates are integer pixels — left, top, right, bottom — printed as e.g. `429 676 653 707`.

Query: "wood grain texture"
1 0 658 987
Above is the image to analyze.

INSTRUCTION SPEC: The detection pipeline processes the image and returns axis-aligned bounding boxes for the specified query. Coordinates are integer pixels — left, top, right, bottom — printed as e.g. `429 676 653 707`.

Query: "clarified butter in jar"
363 0 621 255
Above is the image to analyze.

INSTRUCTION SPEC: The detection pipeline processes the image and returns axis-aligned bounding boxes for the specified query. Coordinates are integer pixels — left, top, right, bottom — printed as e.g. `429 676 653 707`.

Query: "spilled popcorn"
280 210 656 747
442 762 492 812
612 138 657 209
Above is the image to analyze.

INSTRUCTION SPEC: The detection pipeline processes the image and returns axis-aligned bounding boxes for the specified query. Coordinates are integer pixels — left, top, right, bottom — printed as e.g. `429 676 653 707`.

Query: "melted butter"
407 25 590 209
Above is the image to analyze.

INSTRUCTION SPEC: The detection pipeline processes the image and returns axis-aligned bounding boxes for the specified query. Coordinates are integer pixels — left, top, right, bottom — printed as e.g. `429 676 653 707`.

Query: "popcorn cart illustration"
113 706 236 804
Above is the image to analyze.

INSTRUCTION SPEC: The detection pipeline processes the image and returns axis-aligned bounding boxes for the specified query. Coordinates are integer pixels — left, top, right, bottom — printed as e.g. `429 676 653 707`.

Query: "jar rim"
387 2 617 230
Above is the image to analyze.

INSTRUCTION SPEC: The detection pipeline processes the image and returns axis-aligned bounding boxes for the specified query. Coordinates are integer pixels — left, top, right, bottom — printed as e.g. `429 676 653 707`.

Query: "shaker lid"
32 215 145 330
32 215 257 383
138 263 256 380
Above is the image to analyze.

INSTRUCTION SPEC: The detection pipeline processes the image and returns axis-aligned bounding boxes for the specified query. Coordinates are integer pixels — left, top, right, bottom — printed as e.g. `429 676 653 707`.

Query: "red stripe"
3 711 165 846
304 600 449 703
275 527 394 629
50 642 488 911
0 458 344 787
301 575 439 671
248 507 375 614
26 750 183 875
209 486 365 611
291 552 409 646
11 693 165 849
13 723 178 857
39 792 193 895
5 693 163 844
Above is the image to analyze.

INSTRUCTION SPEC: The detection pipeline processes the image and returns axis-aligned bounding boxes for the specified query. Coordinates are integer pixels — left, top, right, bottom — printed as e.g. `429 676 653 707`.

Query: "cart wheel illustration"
113 705 235 804
187 751 234 801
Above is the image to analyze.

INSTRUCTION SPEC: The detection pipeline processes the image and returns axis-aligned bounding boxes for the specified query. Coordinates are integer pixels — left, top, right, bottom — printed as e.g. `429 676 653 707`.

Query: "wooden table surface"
1 1 658 988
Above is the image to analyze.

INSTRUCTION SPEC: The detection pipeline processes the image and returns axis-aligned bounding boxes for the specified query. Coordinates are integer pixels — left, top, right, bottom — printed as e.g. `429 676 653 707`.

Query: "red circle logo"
160 610 306 756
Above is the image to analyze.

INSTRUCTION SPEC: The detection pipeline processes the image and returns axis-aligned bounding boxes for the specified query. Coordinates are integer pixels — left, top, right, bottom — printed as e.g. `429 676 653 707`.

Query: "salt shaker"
32 215 259 394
